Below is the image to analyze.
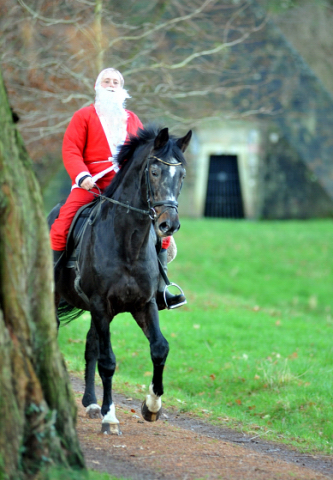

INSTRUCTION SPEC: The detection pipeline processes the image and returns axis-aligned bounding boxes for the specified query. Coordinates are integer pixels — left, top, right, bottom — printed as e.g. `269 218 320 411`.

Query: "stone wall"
228 1 333 205
261 129 333 219
171 1 333 219
188 1 333 218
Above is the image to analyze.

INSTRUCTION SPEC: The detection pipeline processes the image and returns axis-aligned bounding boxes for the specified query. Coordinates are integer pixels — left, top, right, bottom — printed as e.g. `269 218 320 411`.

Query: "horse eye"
151 168 159 177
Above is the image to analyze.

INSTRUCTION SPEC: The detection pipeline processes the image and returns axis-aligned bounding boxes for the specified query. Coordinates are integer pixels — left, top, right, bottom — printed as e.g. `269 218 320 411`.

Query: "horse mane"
103 124 187 199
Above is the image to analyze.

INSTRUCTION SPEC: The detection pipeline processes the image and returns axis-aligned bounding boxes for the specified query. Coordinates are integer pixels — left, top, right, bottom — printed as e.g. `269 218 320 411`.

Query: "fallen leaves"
288 351 298 360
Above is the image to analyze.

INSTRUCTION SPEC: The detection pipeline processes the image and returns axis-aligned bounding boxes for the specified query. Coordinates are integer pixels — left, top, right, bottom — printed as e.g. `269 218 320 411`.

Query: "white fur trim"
91 164 119 183
167 236 177 263
145 384 162 413
75 171 91 186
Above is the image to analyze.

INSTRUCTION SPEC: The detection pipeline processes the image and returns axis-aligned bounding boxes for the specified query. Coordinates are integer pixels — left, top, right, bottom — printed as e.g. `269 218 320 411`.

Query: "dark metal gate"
204 154 244 218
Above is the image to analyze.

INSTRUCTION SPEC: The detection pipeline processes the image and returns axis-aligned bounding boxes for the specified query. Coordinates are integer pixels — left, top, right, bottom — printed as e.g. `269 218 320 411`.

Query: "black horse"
48 125 191 434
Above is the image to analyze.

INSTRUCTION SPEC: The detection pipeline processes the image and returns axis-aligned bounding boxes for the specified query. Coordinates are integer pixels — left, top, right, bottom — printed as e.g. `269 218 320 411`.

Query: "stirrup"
163 283 187 310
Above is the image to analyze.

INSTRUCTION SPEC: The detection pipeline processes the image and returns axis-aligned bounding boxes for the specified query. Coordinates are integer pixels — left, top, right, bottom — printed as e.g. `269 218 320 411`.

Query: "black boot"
53 249 65 284
156 248 186 310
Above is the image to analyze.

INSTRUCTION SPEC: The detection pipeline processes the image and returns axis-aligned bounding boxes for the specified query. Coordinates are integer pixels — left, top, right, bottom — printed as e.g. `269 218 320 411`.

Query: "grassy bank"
58 219 333 454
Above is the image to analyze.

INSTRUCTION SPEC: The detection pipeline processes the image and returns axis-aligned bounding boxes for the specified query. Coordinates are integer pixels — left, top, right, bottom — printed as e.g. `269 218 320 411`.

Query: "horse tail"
57 298 86 324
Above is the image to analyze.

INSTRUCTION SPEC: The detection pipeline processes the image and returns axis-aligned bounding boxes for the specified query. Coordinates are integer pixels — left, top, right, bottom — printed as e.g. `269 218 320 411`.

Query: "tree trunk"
94 0 104 74
0 70 85 478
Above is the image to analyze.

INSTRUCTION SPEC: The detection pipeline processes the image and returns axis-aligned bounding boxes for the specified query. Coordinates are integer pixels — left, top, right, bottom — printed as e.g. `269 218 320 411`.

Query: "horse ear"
176 130 192 153
154 128 169 150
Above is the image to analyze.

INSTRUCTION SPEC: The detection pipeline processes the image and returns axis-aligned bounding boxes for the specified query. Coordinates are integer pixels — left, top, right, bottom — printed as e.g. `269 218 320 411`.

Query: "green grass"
58 219 333 455
40 466 125 480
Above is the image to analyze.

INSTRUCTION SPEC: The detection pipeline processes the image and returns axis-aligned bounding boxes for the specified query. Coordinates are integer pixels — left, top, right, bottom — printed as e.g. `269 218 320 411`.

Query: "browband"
150 155 182 167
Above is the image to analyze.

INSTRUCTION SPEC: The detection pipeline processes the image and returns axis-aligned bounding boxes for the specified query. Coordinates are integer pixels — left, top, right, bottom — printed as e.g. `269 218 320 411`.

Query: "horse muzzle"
155 208 180 237
158 218 180 237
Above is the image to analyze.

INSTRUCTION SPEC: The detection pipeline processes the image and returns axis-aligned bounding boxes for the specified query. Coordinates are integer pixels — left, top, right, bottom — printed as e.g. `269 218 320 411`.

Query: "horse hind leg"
90 300 120 435
82 320 102 419
54 292 61 329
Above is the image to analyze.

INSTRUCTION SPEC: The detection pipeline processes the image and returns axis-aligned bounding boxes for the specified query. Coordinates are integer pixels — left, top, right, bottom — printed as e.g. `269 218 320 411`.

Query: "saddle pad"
66 199 100 266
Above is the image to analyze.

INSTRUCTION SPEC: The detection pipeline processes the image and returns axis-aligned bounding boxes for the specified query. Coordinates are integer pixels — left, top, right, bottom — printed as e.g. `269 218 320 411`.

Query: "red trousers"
50 182 171 251
50 186 101 251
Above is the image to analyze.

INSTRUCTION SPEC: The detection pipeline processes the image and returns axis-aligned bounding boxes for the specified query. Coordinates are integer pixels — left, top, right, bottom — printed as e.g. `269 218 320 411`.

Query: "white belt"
91 163 119 183
72 160 119 190
90 158 113 164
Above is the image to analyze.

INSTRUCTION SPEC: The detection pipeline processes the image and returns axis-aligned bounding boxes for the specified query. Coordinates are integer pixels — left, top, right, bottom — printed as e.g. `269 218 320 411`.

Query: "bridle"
88 154 183 222
145 155 182 221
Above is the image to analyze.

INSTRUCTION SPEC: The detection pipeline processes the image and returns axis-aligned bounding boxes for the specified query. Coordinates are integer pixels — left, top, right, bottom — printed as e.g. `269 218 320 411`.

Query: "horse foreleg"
99 343 119 434
82 319 101 419
90 298 120 435
133 301 169 422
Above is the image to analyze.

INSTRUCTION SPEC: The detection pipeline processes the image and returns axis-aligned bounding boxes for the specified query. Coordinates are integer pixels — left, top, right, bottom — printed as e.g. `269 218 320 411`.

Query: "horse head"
147 128 192 238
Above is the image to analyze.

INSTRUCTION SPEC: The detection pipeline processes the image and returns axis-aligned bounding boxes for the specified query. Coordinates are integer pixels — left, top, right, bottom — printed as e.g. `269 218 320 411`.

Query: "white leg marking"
145 384 162 413
102 402 119 425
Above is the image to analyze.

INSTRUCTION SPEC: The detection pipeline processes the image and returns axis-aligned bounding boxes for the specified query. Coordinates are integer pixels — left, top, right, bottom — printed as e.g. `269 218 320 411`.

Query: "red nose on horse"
48 125 191 434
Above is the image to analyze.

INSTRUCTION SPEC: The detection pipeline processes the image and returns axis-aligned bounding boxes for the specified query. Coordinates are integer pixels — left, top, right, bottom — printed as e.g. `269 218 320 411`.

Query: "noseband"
146 155 182 222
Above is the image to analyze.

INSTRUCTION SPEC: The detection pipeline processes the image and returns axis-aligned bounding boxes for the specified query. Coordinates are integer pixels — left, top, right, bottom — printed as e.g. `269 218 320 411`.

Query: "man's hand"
80 177 96 190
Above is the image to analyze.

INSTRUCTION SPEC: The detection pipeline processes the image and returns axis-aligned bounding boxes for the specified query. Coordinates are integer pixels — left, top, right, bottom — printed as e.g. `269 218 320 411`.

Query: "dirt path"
71 376 333 479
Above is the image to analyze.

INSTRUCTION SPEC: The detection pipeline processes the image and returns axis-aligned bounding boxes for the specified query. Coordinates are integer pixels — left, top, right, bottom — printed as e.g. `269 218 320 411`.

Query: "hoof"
141 400 161 422
101 422 121 435
86 404 102 419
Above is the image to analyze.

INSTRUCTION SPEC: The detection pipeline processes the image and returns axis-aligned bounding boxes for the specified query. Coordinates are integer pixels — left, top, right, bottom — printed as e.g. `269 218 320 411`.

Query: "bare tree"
0 0 271 188
266 0 333 95
0 68 84 479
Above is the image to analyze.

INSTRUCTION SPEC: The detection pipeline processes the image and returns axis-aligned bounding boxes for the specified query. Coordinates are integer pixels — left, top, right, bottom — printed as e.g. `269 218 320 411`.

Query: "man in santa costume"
50 67 186 309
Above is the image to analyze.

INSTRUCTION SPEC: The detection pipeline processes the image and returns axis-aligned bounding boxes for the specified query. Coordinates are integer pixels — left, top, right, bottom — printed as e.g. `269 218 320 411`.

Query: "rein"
86 154 182 221
91 189 153 218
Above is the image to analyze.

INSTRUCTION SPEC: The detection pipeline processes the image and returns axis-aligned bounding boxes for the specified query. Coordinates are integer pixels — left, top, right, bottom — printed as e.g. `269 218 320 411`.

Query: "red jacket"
60 104 170 250
62 104 143 185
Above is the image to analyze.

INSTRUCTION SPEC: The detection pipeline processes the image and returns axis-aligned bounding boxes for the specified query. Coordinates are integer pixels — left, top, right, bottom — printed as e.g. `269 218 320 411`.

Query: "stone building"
178 2 333 220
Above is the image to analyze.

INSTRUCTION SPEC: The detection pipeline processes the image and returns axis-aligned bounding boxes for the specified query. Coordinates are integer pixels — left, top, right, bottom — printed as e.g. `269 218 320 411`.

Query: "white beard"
94 87 130 154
